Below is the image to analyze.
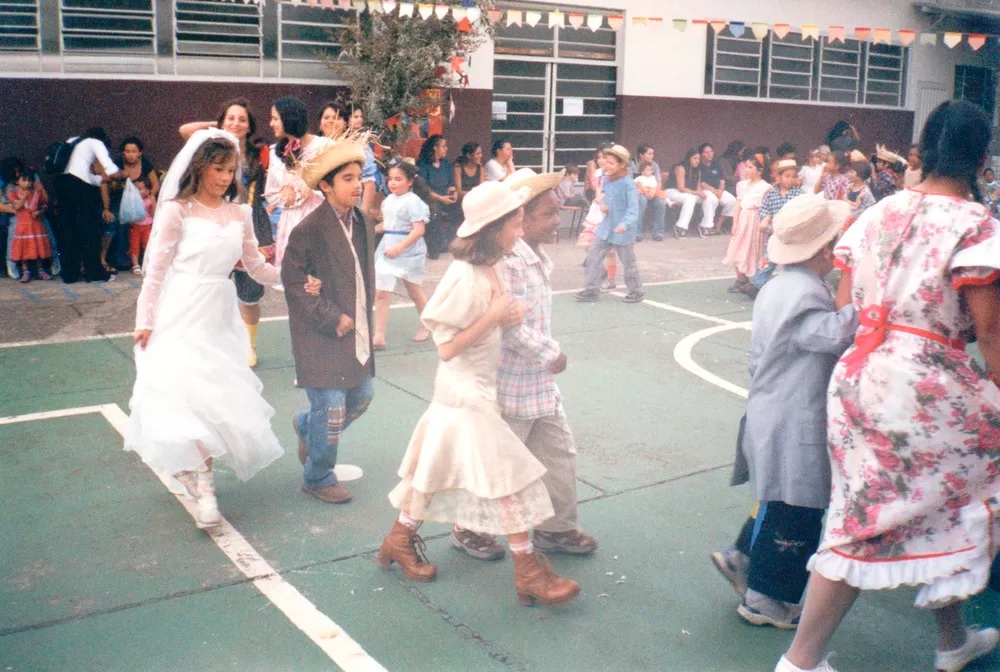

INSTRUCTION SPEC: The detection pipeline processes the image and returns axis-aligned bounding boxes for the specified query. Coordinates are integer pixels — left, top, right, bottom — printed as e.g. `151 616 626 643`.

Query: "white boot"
195 468 222 529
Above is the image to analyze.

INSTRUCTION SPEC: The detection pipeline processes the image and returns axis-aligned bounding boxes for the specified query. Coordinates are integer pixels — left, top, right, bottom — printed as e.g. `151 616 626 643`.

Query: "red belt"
842 304 966 377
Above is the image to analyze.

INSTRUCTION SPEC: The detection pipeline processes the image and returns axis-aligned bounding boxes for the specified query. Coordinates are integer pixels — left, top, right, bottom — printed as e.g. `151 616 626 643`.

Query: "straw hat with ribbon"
505 168 565 203
456 181 531 238
767 193 850 265
774 159 798 174
300 131 371 190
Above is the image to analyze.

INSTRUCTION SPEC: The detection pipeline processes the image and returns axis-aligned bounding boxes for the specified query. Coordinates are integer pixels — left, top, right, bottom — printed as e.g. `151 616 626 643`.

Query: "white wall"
466 0 997 117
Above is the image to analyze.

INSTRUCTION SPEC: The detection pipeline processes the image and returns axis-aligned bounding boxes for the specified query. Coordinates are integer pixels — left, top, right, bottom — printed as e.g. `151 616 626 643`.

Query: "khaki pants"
503 407 580 534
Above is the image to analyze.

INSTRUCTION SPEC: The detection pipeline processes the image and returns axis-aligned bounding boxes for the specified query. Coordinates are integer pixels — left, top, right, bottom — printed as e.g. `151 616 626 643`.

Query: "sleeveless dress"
814 190 1000 608
388 261 554 534
374 191 430 291
126 199 283 493
722 179 770 276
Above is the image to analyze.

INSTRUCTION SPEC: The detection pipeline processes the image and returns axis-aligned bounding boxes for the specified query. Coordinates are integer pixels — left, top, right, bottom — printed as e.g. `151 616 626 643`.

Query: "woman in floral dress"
777 101 1000 672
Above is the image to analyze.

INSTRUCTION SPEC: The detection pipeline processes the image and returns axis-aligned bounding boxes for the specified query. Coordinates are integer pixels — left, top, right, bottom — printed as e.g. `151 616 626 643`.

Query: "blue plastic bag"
118 179 145 224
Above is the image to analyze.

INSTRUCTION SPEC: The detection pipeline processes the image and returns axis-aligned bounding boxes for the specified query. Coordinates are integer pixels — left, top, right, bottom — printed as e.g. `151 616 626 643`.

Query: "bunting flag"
872 28 891 44
525 10 541 27
673 19 687 32
382 0 396 13
352 0 365 10
648 17 663 28
451 6 464 20
486 7 501 23
607 15 623 32
320 0 334 8
919 32 938 45
505 9 521 27
691 19 707 27
398 2 413 17
729 21 745 38
943 31 962 48
897 29 916 46
801 24 819 41
417 3 432 20
854 26 871 41
450 54 464 72
751 22 769 40
772 23 790 39
828 25 845 43
968 33 987 50
336 0 349 8
548 10 564 28
369 0 384 13
632 16 648 27
434 3 448 19
568 12 584 29
709 19 727 34
587 13 602 31
456 16 471 32
465 6 480 22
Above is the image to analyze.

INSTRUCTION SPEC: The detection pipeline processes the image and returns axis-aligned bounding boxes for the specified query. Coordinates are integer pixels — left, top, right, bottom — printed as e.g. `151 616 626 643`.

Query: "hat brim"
455 186 531 238
505 169 565 203
767 200 851 265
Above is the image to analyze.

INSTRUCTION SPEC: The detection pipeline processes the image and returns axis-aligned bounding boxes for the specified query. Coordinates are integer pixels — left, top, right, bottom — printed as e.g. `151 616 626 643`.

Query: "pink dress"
814 190 1000 608
723 179 770 276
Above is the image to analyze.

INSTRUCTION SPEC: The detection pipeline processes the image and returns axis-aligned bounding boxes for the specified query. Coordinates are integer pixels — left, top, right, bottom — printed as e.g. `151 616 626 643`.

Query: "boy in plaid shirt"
450 169 599 561
742 160 805 298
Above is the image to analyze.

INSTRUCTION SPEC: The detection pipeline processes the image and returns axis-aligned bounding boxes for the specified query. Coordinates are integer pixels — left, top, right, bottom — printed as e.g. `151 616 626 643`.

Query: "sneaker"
652 235 664 242
710 546 749 597
574 289 600 302
737 592 802 630
934 627 1000 672
451 527 506 560
622 291 645 304
38 269 52 281
599 279 616 292
301 482 352 504
673 227 687 239
18 271 29 283
739 283 760 300
533 529 598 556
195 469 221 529
727 280 747 294
174 470 200 500
775 655 839 672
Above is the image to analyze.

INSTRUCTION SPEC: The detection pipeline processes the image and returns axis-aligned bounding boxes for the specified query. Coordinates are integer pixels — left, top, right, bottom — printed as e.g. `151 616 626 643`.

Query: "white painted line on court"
0 276 734 349
608 291 739 326
671 323 751 399
2 403 387 672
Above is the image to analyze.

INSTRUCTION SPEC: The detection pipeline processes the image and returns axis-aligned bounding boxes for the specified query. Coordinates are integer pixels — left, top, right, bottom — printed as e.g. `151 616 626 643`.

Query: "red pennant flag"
607 15 623 31
968 33 987 51
897 29 916 46
450 55 465 72
772 23 790 39
486 8 501 23
648 17 663 29
854 26 871 41
709 19 727 34
457 16 472 32
568 13 585 29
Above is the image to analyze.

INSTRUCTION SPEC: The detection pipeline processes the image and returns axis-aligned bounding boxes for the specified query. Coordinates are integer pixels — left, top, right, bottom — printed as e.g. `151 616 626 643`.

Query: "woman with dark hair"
417 134 457 258
453 141 485 202
377 180 581 607
101 135 161 274
265 96 332 268
317 100 349 139
776 100 1000 672
719 140 745 196
126 130 316 531
664 149 704 237
826 120 860 153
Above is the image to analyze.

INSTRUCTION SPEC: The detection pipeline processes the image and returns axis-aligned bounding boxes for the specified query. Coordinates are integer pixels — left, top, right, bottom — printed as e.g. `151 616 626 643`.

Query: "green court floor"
2 279 999 672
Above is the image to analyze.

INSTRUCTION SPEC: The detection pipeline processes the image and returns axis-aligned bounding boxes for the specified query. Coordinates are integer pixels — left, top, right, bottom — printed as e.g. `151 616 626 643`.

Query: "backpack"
43 137 83 174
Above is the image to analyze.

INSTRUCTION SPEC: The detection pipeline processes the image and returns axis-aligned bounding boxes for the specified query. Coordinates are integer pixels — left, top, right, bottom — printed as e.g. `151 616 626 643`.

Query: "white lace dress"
388 261 554 535
125 199 283 492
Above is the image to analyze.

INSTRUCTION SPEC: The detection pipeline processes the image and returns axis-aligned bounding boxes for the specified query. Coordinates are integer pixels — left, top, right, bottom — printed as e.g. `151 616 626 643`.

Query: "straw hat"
875 144 904 165
602 144 631 165
505 168 566 203
767 193 850 265
300 133 370 190
774 159 798 174
456 181 531 238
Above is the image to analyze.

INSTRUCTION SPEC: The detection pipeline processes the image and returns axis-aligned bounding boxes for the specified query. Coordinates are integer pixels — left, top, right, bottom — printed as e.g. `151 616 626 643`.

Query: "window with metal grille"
706 29 907 108
60 0 155 54
174 0 261 59
277 1 346 70
0 0 39 52
955 65 996 119
494 4 617 62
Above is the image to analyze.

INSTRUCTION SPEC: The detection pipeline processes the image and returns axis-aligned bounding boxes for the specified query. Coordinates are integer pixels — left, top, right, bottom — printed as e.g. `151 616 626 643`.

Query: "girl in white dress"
372 161 432 349
126 130 317 529
376 181 581 607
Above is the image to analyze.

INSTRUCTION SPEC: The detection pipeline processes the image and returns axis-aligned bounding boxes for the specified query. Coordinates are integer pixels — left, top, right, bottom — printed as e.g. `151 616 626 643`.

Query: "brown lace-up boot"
376 521 437 582
512 551 580 606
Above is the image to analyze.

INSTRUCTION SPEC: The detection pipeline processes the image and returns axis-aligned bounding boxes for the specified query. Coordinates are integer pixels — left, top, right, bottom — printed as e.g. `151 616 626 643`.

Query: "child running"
372 160 432 349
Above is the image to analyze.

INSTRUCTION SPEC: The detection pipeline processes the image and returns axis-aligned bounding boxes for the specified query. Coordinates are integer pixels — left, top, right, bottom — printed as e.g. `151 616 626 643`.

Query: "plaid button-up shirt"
497 239 562 419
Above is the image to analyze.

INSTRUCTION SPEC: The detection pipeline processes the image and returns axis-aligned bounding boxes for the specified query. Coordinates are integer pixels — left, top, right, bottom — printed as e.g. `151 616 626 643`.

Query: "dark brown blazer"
281 201 375 389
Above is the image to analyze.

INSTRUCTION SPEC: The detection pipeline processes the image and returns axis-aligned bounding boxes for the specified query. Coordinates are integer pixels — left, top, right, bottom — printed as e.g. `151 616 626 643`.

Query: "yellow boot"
244 322 258 368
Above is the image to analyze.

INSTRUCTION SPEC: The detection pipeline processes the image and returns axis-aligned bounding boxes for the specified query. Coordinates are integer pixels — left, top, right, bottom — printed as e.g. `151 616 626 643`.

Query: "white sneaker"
738 590 802 629
935 627 1000 672
174 470 199 500
775 655 838 672
195 469 222 529
710 545 749 597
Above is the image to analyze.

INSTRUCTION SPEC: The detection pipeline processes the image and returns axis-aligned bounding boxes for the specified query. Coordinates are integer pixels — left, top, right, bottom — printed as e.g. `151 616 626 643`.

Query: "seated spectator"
629 144 667 241
557 164 588 207
664 149 705 238
453 142 485 203
697 143 737 235
485 139 515 181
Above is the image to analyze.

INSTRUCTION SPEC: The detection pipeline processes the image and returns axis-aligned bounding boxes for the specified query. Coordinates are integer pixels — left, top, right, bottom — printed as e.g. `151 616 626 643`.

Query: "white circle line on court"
0 404 388 672
0 276 734 350
671 322 752 400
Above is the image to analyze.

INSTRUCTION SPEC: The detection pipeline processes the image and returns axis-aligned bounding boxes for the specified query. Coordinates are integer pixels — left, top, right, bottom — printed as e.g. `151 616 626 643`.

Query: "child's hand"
304 274 322 296
500 300 530 328
614 226 625 234
385 245 403 259
280 185 298 207
134 329 152 350
600 204 609 214
335 314 355 338
298 184 314 202
486 293 515 325
374 223 385 234
550 352 568 374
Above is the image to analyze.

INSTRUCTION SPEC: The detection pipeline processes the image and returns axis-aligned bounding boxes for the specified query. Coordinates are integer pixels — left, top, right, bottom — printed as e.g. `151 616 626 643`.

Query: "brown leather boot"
512 550 580 606
376 521 437 582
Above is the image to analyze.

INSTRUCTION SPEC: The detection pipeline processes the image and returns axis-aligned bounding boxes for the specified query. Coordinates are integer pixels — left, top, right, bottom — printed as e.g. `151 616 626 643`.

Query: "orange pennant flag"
648 17 664 29
968 33 987 51
772 23 790 39
568 12 584 29
828 25 845 43
709 19 727 34
872 28 891 44
486 8 501 23
607 15 624 32
854 26 871 41
897 29 916 46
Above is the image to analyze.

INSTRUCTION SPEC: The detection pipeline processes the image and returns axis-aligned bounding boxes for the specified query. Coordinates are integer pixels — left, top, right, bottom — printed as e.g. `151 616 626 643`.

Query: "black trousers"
54 174 108 283
734 501 825 604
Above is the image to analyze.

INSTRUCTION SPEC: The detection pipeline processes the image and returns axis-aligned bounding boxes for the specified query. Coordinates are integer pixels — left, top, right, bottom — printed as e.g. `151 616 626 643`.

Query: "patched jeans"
294 376 374 489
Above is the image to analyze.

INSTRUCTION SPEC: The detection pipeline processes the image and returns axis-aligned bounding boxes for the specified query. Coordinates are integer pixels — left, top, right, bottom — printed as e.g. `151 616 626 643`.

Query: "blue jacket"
595 174 639 245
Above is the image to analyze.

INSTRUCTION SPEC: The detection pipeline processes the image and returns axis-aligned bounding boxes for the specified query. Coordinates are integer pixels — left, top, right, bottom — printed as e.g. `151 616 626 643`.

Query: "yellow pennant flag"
673 19 687 32
802 24 819 41
872 28 891 45
506 9 522 27
943 32 962 48
751 22 769 40
417 3 432 20
548 10 564 28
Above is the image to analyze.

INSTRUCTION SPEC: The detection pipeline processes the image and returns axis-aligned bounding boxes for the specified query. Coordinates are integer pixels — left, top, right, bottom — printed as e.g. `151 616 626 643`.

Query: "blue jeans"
752 262 776 289
294 377 374 489
637 196 667 237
